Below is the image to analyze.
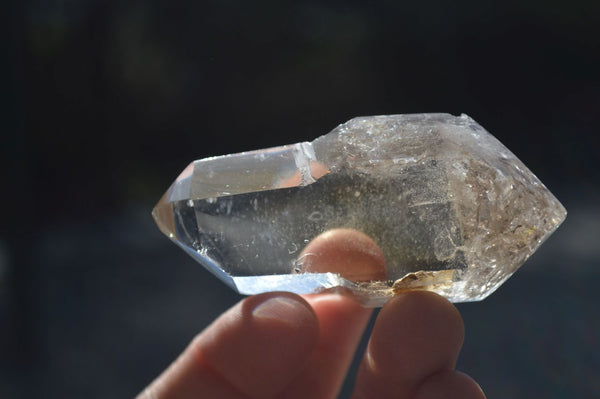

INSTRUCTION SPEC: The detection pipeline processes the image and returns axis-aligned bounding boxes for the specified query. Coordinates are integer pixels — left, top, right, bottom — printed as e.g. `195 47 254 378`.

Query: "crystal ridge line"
153 113 566 307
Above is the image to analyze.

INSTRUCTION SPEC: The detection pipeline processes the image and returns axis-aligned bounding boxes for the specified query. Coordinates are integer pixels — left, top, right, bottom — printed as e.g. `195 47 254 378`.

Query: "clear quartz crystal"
153 114 566 307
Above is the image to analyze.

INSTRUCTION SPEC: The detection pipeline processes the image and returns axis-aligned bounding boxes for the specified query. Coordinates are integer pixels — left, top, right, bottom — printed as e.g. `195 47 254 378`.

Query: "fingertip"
277 293 373 398
297 228 388 282
414 370 486 399
369 291 464 375
353 291 465 398
197 292 319 398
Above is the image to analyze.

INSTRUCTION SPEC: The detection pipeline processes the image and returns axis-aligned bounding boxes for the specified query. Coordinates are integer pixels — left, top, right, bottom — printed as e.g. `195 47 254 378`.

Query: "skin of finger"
139 228 384 399
140 293 371 399
197 292 320 398
139 292 320 399
277 228 383 398
351 291 465 399
137 348 249 399
277 293 373 399
414 370 486 399
297 228 388 282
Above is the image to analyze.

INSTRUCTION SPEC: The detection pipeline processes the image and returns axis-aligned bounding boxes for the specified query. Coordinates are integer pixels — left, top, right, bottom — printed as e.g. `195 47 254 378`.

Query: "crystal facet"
153 114 566 306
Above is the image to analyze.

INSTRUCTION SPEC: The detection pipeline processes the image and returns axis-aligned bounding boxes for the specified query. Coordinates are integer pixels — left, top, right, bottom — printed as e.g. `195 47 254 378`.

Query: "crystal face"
153 113 566 307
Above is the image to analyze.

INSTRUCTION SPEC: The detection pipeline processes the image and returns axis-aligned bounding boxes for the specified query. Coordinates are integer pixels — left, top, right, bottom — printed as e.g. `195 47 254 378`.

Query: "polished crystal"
153 114 566 306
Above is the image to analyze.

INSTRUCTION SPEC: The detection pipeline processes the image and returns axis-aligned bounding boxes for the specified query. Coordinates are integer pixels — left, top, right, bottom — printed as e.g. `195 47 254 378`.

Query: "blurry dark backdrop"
3 1 600 398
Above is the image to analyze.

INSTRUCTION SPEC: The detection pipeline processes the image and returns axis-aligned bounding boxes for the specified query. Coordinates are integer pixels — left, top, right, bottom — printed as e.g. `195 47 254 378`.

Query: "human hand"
138 230 486 399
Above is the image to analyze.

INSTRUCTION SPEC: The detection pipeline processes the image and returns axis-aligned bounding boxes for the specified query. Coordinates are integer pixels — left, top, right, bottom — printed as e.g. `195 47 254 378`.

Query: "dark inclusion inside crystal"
172 159 466 281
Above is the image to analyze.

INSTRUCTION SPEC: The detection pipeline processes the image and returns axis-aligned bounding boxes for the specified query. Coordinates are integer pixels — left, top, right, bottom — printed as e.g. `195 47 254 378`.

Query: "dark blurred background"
3 0 599 398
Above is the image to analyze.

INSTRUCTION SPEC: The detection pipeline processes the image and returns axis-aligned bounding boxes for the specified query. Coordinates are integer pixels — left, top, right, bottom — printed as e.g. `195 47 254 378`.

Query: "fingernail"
252 296 313 327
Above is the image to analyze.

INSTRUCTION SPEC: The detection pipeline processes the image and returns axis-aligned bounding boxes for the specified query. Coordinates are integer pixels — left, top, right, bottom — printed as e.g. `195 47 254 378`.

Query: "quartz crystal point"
153 114 566 306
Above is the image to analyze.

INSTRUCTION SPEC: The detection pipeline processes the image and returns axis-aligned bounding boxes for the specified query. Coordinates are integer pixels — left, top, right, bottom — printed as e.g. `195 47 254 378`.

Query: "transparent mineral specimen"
153 114 566 306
